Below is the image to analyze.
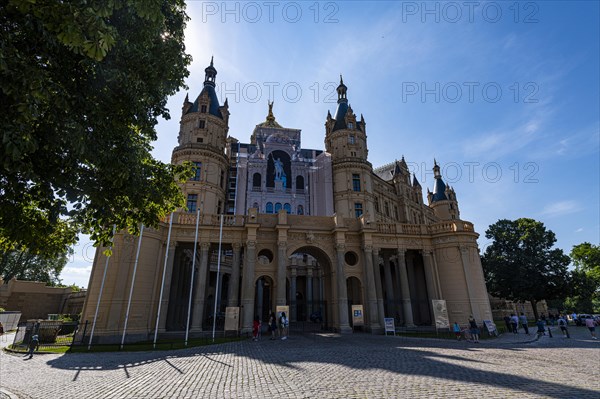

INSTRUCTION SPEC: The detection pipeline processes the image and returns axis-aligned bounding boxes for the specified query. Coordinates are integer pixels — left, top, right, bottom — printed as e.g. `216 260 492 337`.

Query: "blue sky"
62 1 599 287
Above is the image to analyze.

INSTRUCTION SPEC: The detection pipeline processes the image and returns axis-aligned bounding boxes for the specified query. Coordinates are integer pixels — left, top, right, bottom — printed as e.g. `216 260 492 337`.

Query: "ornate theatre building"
80 60 492 341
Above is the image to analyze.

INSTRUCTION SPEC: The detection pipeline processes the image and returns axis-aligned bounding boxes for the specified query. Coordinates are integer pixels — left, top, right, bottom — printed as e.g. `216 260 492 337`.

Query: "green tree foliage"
0 248 71 285
568 243 600 312
0 0 193 256
570 242 600 280
481 218 571 320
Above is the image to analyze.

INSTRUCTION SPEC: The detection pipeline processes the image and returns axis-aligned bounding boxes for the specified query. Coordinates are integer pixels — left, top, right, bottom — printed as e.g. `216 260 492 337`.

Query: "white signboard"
224 307 239 331
384 318 395 335
432 300 450 329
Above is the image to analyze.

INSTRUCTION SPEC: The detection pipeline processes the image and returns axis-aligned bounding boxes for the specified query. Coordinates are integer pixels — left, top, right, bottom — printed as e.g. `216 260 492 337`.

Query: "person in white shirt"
584 317 597 339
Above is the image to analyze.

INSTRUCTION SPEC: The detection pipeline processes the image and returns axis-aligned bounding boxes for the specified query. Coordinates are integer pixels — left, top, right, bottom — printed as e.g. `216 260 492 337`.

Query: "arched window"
297 205 304 215
253 202 259 210
274 203 282 213
253 172 261 189
296 175 304 192
266 202 273 214
284 203 291 213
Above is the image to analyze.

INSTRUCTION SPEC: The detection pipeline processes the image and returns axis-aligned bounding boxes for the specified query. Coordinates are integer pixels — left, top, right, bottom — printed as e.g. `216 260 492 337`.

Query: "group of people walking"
253 312 289 341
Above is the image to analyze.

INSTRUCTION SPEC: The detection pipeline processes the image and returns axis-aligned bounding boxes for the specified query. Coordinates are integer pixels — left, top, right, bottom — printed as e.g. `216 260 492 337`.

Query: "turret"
172 58 230 216
325 76 374 219
428 160 460 220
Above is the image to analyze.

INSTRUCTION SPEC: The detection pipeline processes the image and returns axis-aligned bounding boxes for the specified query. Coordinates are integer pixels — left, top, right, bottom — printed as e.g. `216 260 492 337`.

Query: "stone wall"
0 279 86 322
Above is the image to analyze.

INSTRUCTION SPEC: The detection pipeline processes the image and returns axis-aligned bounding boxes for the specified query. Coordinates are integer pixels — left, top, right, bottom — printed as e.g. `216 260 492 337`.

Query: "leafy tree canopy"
481 218 571 319
570 242 600 281
568 242 600 312
0 0 194 256
0 247 71 285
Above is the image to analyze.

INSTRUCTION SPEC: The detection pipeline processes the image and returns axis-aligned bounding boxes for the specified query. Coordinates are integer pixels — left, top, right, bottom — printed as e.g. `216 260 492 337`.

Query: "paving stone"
0 327 598 398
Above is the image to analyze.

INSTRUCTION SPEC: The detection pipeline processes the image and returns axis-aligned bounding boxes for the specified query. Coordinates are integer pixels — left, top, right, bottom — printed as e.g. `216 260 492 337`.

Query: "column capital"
335 243 346 251
232 242 242 251
278 241 288 249
200 242 210 251
246 240 256 249
362 244 373 253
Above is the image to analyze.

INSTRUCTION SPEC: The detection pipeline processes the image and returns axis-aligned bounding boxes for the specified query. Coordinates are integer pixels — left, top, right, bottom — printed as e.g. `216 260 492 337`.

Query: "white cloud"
539 200 581 218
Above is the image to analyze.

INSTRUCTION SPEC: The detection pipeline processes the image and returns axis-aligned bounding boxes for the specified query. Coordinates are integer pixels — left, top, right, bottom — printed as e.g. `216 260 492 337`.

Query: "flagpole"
185 208 201 346
212 214 224 343
153 212 174 349
88 224 116 350
120 224 144 350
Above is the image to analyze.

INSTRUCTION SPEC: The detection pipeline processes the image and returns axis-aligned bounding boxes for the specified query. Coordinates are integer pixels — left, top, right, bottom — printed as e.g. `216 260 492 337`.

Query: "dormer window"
348 122 354 129
199 120 205 129
200 105 207 113
348 134 355 144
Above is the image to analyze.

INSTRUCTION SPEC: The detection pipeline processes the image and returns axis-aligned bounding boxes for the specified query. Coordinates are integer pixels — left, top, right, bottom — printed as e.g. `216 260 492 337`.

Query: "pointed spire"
400 156 408 168
224 97 229 107
394 160 403 176
210 55 214 66
184 93 189 103
204 57 217 87
337 74 348 103
433 158 441 179
413 173 421 188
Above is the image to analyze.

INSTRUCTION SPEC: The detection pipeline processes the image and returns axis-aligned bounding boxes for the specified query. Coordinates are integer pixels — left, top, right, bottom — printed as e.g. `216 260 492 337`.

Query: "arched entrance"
254 275 274 322
287 245 334 329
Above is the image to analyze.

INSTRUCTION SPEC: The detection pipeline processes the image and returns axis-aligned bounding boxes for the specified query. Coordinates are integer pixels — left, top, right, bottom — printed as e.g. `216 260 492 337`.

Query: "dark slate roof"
413 175 421 187
432 177 448 202
186 85 222 119
332 101 348 131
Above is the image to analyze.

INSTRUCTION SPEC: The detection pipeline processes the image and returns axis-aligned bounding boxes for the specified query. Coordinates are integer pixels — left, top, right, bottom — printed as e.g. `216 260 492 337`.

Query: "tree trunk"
530 299 539 321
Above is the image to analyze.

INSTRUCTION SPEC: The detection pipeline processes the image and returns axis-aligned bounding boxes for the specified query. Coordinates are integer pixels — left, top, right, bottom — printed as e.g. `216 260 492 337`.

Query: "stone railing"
173 212 245 227
374 221 476 235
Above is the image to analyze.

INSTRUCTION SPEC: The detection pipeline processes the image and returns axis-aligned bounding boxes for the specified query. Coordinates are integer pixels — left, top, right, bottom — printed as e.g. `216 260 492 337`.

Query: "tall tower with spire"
427 160 460 220
172 58 230 215
325 76 374 219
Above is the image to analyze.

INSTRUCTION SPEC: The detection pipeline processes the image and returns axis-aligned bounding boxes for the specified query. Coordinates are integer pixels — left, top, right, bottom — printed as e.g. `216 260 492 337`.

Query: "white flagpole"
88 224 116 350
153 212 174 349
184 208 201 346
212 214 224 342
120 224 144 350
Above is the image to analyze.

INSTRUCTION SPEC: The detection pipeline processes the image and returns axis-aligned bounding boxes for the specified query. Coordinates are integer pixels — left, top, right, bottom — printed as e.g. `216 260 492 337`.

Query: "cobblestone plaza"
1 328 598 398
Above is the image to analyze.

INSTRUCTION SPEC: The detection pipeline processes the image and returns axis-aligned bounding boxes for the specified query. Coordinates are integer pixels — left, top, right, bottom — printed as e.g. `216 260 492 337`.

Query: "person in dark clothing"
504 315 512 333
27 334 39 359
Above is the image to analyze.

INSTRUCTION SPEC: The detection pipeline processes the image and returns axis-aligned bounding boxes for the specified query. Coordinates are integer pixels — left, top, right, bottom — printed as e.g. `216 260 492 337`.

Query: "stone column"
191 242 210 330
372 249 386 327
383 254 395 316
335 244 351 333
255 278 264 319
241 241 256 332
393 256 404 321
397 249 414 327
290 267 297 321
158 241 176 331
276 241 287 306
459 246 477 318
363 245 382 333
306 266 314 320
227 243 241 307
422 250 437 325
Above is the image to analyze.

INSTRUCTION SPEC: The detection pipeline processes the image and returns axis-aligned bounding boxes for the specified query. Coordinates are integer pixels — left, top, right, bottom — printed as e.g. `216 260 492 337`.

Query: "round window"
344 251 358 266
